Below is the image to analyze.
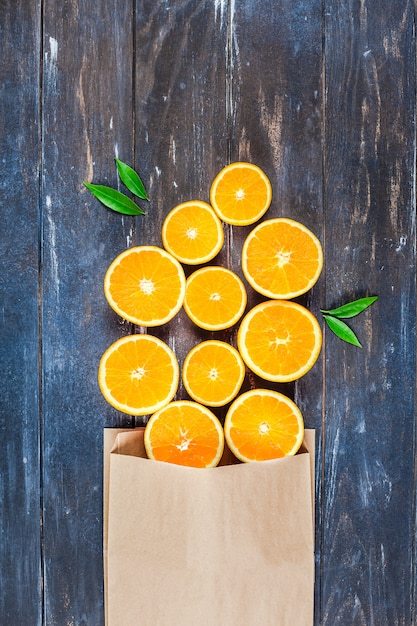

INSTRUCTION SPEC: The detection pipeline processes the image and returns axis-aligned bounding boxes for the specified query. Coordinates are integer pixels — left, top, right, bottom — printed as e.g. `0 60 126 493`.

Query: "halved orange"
224 389 304 462
210 162 272 225
104 246 186 326
182 340 246 407
242 218 323 299
144 400 224 468
98 334 179 415
184 266 247 330
237 300 322 382
161 200 224 264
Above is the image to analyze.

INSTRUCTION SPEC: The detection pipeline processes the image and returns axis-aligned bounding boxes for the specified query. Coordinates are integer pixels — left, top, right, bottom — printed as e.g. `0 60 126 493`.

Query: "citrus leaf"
323 314 362 348
320 295 378 319
115 158 149 200
83 182 145 215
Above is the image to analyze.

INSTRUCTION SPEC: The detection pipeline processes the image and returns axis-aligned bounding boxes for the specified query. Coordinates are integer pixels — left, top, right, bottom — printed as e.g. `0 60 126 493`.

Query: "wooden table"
1 1 415 624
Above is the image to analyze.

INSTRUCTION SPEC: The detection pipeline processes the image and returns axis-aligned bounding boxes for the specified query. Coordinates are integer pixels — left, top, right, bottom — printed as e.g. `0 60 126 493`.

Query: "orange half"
104 246 186 326
237 300 322 382
242 218 323 299
98 334 179 415
182 340 245 407
224 389 305 462
184 266 247 330
162 200 224 264
144 400 224 468
210 162 272 225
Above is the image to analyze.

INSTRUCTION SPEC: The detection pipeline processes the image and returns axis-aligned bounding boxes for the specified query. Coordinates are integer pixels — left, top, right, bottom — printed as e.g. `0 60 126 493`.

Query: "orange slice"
242 218 323 299
184 266 247 330
209 162 272 225
104 246 186 326
144 400 224 468
162 200 224 264
182 340 245 407
237 300 322 382
98 334 179 415
224 389 304 462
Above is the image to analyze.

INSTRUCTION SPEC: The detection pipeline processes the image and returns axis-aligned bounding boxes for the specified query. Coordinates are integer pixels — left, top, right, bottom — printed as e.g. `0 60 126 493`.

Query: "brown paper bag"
104 427 315 626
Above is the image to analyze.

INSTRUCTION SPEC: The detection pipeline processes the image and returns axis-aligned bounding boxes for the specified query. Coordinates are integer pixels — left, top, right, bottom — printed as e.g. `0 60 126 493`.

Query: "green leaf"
115 158 149 200
320 296 378 319
83 182 145 216
323 314 362 347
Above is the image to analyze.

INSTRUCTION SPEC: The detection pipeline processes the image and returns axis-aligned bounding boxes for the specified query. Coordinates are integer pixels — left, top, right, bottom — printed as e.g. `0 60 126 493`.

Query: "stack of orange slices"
98 161 323 467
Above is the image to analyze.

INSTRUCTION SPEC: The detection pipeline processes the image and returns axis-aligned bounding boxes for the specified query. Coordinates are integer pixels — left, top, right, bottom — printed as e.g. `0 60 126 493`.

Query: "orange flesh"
101 336 178 412
162 202 223 263
183 341 244 406
210 163 272 224
243 219 323 298
225 391 304 461
185 268 247 329
145 403 223 468
106 247 185 325
238 301 322 382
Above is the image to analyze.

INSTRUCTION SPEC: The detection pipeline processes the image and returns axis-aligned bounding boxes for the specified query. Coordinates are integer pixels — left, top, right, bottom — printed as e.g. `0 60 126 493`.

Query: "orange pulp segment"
242 218 323 299
144 400 224 468
184 266 247 330
210 162 272 225
224 388 304 462
182 340 245 407
104 246 186 326
237 300 322 382
162 200 224 264
98 334 179 415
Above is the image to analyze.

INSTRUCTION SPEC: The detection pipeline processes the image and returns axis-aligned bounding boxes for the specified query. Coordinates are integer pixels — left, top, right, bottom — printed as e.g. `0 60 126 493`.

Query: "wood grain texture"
0 2 42 623
41 1 135 623
230 3 325 620
322 0 416 623
0 0 416 624
133 0 230 420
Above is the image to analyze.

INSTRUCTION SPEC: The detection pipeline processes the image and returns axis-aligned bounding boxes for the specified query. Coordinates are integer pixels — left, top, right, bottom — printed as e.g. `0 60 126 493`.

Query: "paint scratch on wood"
45 36 58 74
45 36 58 90
214 0 227 27
76 57 93 187
359 457 393 508
326 425 340 513
45 195 60 300
49 36 58 64
169 136 177 166
259 91 284 169
229 0 239 113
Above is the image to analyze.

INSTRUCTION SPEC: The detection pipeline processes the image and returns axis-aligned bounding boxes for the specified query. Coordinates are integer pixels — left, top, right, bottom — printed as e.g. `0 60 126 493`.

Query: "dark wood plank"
41 2 135 623
228 0 324 401
230 1 325 620
1 0 416 623
0 2 42 623
133 0 229 419
322 0 416 623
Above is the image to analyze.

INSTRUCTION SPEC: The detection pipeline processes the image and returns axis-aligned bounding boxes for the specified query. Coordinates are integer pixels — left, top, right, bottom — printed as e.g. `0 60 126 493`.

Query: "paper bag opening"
104 428 315 626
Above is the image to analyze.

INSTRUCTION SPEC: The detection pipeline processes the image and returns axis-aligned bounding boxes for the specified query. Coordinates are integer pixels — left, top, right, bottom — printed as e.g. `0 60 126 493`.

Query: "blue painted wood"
228 4 326 619
40 2 136 624
0 0 416 624
322 0 416 623
0 2 42 624
133 0 230 416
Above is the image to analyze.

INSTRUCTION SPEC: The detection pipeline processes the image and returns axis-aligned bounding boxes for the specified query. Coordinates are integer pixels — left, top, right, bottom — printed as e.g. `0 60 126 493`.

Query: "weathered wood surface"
0 0 415 624
0 2 42 624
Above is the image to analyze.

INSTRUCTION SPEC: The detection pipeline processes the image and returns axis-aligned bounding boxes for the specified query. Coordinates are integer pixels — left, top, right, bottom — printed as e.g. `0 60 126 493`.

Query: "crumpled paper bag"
104 427 315 626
